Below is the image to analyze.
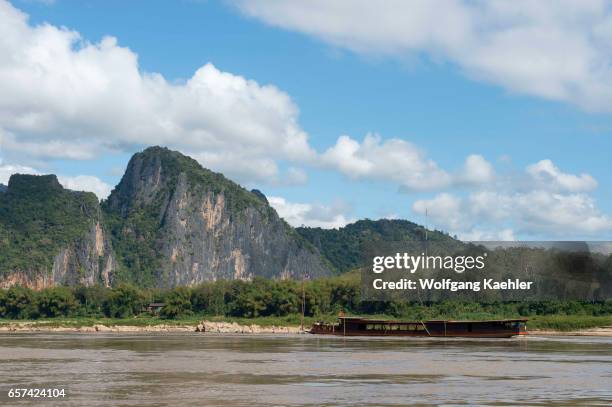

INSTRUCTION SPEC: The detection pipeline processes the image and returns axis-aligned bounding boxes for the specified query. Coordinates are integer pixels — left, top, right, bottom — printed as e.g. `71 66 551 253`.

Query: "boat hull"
310 318 527 338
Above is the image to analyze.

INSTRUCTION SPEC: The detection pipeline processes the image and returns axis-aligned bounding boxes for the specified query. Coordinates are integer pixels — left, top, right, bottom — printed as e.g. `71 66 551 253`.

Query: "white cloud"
285 167 308 185
320 133 451 190
0 163 38 184
0 163 111 199
57 175 113 199
235 0 612 112
458 154 495 185
268 196 353 229
320 133 493 191
527 159 597 192
513 190 612 234
413 193 464 230
0 0 315 184
412 159 612 239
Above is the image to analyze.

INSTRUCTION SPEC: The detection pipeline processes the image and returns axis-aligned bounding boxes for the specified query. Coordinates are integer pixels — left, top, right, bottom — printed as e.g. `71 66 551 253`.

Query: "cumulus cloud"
0 0 315 183
527 159 597 192
0 163 38 184
412 160 612 239
320 133 493 190
321 133 448 190
285 167 308 185
235 0 612 112
413 193 464 230
0 163 111 199
268 196 354 229
458 154 495 185
57 175 113 199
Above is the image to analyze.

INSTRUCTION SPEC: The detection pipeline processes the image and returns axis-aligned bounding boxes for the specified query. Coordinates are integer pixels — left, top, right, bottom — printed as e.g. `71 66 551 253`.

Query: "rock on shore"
196 321 302 334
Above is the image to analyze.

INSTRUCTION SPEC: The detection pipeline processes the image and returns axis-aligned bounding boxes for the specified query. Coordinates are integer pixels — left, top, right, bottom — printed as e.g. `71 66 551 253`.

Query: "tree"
0 289 6 317
73 285 110 316
103 284 144 318
229 279 268 317
3 286 37 319
160 287 193 319
37 287 77 317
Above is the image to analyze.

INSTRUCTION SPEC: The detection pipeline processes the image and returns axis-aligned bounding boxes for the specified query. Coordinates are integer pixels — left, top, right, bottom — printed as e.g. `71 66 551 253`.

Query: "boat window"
374 324 382 330
399 325 408 330
366 324 374 330
390 324 399 330
414 325 424 331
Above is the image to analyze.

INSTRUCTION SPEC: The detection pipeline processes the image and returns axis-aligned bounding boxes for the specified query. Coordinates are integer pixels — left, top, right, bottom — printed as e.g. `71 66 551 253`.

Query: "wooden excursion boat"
310 316 527 338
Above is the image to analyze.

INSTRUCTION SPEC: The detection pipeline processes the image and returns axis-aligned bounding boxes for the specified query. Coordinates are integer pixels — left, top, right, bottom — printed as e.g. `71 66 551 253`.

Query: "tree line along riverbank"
0 275 610 332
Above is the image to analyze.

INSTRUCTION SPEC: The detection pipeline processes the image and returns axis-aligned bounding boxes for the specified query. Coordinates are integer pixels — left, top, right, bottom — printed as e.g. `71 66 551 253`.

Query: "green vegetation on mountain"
100 146 327 286
101 207 162 287
0 147 329 287
104 147 269 216
0 174 99 275
102 148 274 285
297 219 455 273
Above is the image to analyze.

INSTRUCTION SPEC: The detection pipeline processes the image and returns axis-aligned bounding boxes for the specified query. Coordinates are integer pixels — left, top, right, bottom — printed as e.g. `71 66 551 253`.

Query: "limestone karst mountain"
0 174 115 288
0 147 330 288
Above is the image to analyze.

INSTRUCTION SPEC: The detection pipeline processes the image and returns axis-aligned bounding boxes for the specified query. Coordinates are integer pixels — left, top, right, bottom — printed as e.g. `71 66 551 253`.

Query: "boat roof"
338 316 528 323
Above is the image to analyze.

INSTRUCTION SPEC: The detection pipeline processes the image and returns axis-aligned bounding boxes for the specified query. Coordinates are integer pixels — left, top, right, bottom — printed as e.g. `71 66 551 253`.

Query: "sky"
1 0 612 240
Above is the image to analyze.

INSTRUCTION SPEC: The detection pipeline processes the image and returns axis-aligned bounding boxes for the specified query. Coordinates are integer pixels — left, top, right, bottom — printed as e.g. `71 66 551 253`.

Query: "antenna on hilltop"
424 208 429 261
425 208 428 242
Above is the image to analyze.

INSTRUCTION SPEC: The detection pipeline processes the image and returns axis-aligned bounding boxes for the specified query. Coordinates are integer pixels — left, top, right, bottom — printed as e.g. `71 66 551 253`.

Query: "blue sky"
1 0 612 240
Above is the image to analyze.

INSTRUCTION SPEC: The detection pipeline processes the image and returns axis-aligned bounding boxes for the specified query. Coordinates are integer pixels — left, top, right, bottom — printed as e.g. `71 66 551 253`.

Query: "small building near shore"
144 303 165 314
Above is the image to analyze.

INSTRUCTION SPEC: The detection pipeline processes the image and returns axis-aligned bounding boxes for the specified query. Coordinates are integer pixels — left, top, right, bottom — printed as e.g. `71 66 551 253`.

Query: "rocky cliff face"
0 175 116 289
0 148 331 289
103 147 330 287
50 220 116 287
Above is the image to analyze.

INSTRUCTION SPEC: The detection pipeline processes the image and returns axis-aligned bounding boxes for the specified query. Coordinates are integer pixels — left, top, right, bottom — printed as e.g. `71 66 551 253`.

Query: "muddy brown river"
0 333 610 406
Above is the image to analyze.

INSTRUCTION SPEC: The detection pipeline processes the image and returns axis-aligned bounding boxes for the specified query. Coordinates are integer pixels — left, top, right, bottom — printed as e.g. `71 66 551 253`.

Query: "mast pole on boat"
301 274 305 332
420 321 432 336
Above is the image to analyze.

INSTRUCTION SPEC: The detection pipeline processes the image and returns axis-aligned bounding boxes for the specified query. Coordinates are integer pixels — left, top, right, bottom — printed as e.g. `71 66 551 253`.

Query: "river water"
0 333 610 406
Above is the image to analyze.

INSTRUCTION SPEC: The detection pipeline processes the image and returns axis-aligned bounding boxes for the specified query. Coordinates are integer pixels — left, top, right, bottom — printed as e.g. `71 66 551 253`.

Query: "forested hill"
0 147 330 289
101 146 330 287
0 148 457 288
0 174 113 288
296 219 456 273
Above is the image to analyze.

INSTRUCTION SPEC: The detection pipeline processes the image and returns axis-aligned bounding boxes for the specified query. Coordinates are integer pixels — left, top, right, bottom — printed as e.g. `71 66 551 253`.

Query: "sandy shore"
0 320 304 334
529 327 612 337
1 321 611 336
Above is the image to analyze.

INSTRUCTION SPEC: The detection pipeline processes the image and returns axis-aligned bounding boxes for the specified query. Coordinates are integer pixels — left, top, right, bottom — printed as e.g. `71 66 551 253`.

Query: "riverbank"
0 320 304 334
529 327 612 336
1 316 611 336
1 323 611 336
